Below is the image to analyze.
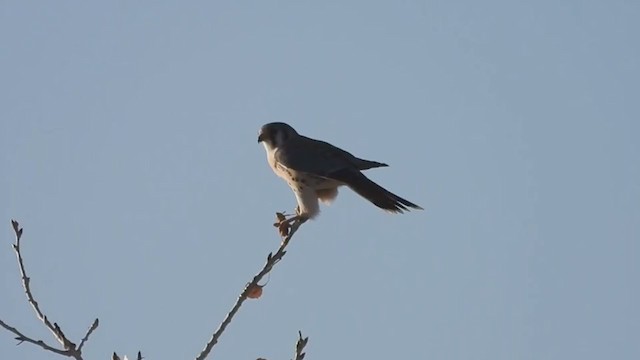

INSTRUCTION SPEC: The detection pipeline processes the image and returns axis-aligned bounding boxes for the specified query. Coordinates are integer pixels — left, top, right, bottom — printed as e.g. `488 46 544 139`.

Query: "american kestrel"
258 122 422 224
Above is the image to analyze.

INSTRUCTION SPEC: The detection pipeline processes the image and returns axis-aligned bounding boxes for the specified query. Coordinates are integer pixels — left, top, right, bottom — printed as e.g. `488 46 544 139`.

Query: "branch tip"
294 331 309 360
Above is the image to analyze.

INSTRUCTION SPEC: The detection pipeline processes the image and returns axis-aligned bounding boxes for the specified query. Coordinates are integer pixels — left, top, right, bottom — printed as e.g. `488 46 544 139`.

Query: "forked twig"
4 218 307 360
0 318 69 356
195 218 304 360
1 220 100 359
11 220 72 349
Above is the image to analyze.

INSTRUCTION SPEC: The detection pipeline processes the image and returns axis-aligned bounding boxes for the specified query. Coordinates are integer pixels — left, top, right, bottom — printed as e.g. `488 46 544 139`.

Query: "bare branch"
195 218 304 360
6 218 305 360
293 331 309 360
77 318 99 352
11 220 72 349
2 220 101 359
0 318 71 356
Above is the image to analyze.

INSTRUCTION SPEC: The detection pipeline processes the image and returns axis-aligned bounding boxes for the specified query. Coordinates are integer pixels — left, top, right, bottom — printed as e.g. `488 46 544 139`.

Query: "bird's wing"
275 135 387 176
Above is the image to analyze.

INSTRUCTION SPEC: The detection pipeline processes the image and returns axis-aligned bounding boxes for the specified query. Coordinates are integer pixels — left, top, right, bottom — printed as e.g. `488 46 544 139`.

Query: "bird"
258 122 422 225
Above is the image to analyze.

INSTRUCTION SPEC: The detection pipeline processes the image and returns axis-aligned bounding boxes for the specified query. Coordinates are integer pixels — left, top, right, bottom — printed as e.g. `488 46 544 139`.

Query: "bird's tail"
330 169 423 213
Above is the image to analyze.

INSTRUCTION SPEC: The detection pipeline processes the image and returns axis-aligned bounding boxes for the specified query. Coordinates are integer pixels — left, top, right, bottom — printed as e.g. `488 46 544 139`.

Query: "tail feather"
355 158 388 171
329 169 423 213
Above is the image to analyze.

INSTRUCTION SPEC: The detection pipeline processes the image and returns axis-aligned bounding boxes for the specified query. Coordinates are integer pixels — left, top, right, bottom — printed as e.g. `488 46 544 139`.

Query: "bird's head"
257 122 298 150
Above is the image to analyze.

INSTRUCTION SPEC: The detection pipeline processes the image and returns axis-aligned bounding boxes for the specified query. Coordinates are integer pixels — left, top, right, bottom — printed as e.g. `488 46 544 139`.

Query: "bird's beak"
257 132 265 143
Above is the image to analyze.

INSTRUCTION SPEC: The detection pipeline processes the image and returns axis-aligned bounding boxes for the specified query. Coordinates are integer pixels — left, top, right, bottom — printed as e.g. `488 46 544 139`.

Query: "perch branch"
195 218 304 360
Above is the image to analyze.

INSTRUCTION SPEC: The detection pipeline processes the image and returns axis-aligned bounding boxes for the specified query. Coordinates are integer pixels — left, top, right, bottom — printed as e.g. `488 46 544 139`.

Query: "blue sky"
1 1 638 359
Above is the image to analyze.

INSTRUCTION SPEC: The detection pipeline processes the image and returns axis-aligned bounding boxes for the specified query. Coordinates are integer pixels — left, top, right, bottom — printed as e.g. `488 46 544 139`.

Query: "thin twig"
195 220 304 360
293 331 309 360
77 318 99 352
0 318 71 356
11 220 72 349
2 220 100 359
